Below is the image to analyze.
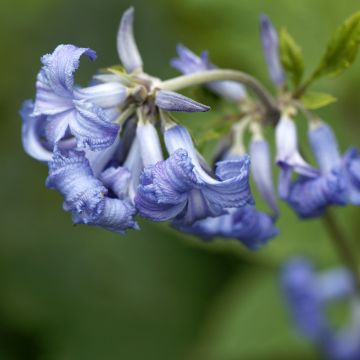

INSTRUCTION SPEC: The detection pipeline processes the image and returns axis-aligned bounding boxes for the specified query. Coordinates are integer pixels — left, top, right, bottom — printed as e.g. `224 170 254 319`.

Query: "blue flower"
286 122 360 217
259 14 285 86
171 44 246 101
135 124 253 224
175 205 278 250
46 149 138 233
275 114 318 198
33 44 124 150
282 258 360 360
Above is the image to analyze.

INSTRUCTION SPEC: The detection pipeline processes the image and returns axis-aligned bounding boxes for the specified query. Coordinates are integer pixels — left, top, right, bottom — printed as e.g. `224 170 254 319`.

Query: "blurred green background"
1 0 360 359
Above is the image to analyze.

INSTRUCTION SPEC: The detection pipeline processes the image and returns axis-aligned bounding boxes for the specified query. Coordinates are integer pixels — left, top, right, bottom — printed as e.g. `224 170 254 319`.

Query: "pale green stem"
159 69 279 121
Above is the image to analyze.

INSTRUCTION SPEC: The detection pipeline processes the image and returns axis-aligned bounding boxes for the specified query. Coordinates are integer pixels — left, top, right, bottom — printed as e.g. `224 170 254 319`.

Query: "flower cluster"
282 258 360 360
21 7 270 248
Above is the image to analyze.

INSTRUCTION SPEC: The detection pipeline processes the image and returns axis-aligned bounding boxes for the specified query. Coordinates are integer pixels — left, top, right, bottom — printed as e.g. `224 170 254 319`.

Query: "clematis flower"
282 258 360 360
275 114 318 198
259 14 285 86
286 122 360 218
171 44 246 101
46 149 138 233
175 205 278 250
135 122 254 225
33 44 125 150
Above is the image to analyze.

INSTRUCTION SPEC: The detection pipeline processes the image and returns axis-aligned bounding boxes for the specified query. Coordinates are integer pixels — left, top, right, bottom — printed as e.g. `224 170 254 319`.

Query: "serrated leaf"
279 28 304 87
301 91 337 109
310 11 360 82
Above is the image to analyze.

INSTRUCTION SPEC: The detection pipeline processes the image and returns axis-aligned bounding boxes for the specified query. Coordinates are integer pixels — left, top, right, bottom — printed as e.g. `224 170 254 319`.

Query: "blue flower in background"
171 44 247 101
282 258 360 360
285 122 360 218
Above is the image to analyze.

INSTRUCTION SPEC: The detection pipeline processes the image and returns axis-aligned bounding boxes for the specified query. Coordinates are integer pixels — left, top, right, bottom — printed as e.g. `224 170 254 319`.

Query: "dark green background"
1 0 360 359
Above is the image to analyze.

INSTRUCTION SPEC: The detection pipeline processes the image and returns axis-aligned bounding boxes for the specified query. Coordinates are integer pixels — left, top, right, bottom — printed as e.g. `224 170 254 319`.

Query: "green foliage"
301 91 337 109
307 11 360 84
279 28 304 88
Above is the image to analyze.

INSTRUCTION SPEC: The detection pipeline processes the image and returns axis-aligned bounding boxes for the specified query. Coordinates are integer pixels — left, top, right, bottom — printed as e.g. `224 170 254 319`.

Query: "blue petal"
175 206 278 250
73 197 139 234
309 122 341 174
155 90 210 112
171 44 246 101
116 7 143 73
250 139 279 216
135 148 253 224
136 120 164 166
20 100 52 162
99 166 131 199
41 44 96 94
259 14 285 86
46 149 107 220
282 258 331 340
286 170 347 218
46 149 137 232
343 147 360 205
71 100 119 151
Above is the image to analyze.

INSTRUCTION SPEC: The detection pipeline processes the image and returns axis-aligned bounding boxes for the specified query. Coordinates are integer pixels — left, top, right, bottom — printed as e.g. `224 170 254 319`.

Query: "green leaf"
301 91 337 109
279 28 304 87
310 11 360 82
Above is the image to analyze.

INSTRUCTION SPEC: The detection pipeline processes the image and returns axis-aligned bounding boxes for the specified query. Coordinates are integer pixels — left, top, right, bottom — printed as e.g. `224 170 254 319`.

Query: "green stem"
323 210 360 292
160 69 280 122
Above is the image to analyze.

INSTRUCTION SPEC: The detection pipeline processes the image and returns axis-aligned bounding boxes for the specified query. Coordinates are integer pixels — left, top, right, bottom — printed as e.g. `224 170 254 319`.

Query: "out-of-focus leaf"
279 28 304 88
301 91 337 109
308 11 360 83
191 269 318 360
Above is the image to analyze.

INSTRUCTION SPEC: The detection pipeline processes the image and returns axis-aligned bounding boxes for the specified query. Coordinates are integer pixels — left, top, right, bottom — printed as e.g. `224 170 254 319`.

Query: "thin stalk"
160 69 280 122
323 210 360 293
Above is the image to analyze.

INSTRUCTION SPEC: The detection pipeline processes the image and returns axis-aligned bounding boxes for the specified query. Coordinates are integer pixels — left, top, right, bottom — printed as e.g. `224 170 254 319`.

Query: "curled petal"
70 100 119 151
171 44 246 101
135 148 253 224
259 14 285 85
20 100 52 162
175 206 278 250
117 7 143 73
74 197 138 233
250 139 278 216
74 82 128 108
155 90 210 112
46 149 107 220
286 171 347 218
39 44 96 98
309 122 341 174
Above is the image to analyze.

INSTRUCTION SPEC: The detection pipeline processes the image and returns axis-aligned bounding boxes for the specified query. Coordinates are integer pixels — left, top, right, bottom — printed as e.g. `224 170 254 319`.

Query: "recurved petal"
250 139 278 215
259 14 285 85
276 115 318 177
40 44 96 97
46 149 107 219
74 197 138 233
74 82 128 108
286 171 347 218
71 100 119 151
20 100 52 162
155 90 210 112
116 7 143 73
